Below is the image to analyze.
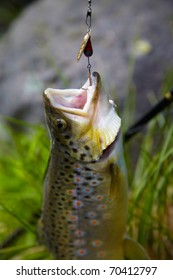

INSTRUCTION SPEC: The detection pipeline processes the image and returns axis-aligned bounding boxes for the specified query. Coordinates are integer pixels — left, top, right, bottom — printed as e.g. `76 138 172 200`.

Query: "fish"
42 71 149 260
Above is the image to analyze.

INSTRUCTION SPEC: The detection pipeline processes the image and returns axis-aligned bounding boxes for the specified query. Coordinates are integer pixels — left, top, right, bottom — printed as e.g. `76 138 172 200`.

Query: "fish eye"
56 119 67 131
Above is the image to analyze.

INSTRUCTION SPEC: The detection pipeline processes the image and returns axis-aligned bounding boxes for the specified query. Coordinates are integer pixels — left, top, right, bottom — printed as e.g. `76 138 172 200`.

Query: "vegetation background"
0 0 173 259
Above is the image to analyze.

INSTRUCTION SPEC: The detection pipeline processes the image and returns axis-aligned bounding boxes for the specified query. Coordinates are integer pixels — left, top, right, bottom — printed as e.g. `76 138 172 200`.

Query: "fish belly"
41 151 127 260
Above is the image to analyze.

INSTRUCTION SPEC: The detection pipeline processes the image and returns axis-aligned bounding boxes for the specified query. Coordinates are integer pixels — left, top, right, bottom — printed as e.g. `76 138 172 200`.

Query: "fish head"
43 72 121 162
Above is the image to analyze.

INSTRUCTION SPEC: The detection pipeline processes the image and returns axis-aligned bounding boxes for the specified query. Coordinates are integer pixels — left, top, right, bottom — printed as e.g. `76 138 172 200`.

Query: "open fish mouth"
44 71 121 161
44 72 100 118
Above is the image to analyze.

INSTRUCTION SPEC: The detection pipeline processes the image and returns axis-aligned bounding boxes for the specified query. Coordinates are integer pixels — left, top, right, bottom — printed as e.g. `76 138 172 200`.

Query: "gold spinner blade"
77 32 90 61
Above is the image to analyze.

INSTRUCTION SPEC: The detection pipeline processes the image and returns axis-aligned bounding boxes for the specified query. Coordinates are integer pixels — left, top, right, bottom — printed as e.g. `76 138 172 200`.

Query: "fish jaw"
43 72 121 162
44 72 99 119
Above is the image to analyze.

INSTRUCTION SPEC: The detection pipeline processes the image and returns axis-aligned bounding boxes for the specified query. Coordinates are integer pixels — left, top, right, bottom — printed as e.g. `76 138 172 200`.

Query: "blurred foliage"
123 67 173 260
125 109 173 259
0 0 37 35
0 118 52 259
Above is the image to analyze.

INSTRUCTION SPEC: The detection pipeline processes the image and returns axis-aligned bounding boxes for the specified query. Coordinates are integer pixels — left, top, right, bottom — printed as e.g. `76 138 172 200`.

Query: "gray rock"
0 0 173 123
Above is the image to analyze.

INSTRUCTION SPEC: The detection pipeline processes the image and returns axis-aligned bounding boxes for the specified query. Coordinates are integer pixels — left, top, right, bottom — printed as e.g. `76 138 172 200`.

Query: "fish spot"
64 135 71 139
65 178 70 182
72 148 78 153
86 211 97 219
85 167 92 171
90 180 99 186
58 242 64 247
74 163 81 169
64 165 71 169
83 187 93 194
57 202 64 209
92 240 103 247
54 179 60 183
97 251 106 258
80 153 86 157
76 248 87 257
80 156 85 161
66 189 76 196
84 195 92 200
84 145 90 151
69 141 74 146
85 176 92 180
61 216 67 220
98 177 104 181
90 219 100 226
95 195 104 201
68 224 77 230
98 204 107 210
75 230 85 237
74 170 81 175
68 215 78 222
73 200 84 209
74 177 82 183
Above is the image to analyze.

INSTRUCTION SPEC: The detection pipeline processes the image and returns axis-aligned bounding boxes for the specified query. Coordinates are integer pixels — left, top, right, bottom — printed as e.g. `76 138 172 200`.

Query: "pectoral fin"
123 237 150 260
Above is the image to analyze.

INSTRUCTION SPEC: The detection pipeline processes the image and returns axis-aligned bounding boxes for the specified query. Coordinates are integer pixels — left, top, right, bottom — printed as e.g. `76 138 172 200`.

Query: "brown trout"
42 72 148 260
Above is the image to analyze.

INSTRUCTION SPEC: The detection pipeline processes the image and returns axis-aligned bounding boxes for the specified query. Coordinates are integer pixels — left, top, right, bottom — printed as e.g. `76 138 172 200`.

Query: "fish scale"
42 71 149 260
42 140 118 260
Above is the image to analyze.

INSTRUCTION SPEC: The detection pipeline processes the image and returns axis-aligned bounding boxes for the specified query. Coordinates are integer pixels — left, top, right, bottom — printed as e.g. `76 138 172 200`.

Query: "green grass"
0 118 52 259
125 109 173 259
0 84 173 260
122 68 173 260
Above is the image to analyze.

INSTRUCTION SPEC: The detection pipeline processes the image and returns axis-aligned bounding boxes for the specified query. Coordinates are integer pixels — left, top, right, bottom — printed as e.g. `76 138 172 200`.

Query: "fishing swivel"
86 0 92 31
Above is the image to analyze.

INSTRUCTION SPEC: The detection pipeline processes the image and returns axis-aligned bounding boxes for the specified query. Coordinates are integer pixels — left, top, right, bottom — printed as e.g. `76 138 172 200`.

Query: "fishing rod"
124 88 173 142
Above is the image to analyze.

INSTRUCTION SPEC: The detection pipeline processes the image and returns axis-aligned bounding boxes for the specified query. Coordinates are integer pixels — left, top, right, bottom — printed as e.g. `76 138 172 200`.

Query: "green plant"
0 118 52 259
